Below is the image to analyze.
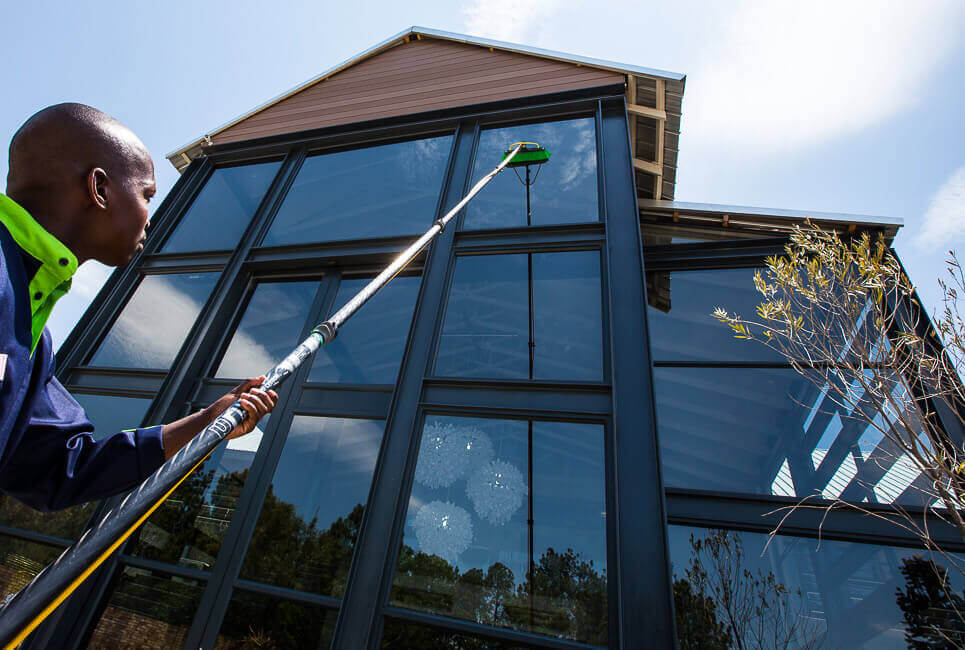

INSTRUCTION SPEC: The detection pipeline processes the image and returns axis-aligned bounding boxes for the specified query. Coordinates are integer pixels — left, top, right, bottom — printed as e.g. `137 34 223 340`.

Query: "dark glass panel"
0 394 152 540
532 251 603 381
391 416 607 646
382 619 528 649
669 525 965 649
89 272 218 369
0 536 61 601
309 275 420 384
655 367 929 504
87 566 203 649
214 589 336 649
464 118 598 229
263 136 453 246
161 162 281 253
216 281 318 379
435 255 529 379
647 268 783 362
640 221 779 246
130 417 268 571
238 416 384 598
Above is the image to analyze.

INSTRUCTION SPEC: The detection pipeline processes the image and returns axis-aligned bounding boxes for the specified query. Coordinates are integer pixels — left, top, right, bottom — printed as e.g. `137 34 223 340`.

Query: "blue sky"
2 0 963 349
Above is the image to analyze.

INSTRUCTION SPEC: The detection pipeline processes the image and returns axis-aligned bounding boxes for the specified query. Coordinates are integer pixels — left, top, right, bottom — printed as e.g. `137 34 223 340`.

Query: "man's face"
95 149 156 266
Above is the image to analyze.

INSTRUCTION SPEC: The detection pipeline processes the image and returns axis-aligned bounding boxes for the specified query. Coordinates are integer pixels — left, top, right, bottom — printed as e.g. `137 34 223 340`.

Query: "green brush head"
503 143 551 167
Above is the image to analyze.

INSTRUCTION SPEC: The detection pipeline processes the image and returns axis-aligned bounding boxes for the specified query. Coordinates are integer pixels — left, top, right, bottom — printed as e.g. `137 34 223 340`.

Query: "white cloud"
915 166 965 249
462 0 569 43
684 0 965 155
47 261 113 351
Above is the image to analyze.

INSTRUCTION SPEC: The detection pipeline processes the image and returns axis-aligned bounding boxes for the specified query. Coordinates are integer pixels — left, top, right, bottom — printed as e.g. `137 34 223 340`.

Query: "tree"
713 224 965 563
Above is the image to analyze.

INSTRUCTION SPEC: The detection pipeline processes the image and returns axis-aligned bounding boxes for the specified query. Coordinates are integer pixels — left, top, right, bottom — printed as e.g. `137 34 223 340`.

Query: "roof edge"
639 199 903 228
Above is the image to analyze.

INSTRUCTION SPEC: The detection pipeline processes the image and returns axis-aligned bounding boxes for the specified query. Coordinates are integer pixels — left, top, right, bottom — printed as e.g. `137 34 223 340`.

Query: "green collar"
0 193 78 353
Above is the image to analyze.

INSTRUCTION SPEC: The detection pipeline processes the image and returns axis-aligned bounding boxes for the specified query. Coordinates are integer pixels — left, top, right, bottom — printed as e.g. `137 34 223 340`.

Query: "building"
0 26 961 649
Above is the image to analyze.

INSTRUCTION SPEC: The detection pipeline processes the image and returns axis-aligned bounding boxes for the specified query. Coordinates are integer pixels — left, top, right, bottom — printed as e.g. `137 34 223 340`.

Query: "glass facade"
26 92 950 650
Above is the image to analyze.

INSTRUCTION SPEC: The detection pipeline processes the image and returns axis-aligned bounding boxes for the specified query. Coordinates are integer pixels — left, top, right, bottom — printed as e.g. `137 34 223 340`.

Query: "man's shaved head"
5 103 156 265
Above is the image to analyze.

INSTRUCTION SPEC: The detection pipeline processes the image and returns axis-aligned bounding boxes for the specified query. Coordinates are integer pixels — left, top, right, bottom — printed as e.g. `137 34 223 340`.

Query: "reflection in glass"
216 281 318 378
655 367 931 505
130 418 268 571
640 220 778 246
532 251 603 380
89 272 218 369
435 255 529 379
0 394 153 540
238 416 384 598
215 589 336 649
263 136 453 246
87 567 203 649
436 252 604 381
647 268 783 362
309 276 420 384
464 118 598 229
162 162 281 253
391 416 607 645
669 525 965 649
382 619 527 649
0 536 61 601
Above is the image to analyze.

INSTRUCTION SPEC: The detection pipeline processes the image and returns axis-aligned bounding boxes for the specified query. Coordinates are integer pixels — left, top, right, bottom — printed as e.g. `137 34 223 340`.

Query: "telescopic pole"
0 143 526 649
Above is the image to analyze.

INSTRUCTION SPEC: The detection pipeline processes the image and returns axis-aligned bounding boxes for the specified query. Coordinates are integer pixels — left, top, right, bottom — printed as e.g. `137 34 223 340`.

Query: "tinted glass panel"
435 254 529 379
130 418 268 571
655 367 929 504
215 589 336 649
309 275 420 384
533 251 603 380
161 162 281 253
0 536 61 601
391 416 607 646
238 416 384 598
216 281 318 378
89 272 218 369
670 525 965 649
647 268 782 362
263 136 453 246
641 221 778 246
87 567 203 649
382 619 527 649
464 118 598 229
0 394 153 540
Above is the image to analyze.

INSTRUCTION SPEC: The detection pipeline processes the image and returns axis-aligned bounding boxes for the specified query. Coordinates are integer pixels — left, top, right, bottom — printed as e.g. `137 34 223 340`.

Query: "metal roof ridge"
638 199 904 227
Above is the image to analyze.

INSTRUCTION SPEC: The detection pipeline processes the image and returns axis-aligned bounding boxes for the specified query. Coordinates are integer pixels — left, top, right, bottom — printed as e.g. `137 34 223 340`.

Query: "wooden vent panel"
214 38 623 145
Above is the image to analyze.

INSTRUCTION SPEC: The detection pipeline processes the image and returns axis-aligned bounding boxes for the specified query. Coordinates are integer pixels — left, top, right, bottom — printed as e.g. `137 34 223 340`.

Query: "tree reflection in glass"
391 416 607 646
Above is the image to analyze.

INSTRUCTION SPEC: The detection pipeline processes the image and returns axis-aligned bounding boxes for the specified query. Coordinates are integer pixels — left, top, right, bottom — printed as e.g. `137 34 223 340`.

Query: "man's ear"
87 167 109 209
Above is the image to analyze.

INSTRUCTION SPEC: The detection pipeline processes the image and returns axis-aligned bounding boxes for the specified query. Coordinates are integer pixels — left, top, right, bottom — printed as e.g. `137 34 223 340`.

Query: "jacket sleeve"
0 364 165 512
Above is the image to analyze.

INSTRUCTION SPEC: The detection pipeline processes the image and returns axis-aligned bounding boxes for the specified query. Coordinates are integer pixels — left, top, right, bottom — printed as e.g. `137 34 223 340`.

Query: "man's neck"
6 191 87 264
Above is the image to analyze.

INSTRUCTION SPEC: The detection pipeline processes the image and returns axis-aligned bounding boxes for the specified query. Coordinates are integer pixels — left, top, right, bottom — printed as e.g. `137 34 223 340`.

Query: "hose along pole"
0 143 526 648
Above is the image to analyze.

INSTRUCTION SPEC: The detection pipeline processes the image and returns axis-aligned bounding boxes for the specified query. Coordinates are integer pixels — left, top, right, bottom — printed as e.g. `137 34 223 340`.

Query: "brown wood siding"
213 38 623 145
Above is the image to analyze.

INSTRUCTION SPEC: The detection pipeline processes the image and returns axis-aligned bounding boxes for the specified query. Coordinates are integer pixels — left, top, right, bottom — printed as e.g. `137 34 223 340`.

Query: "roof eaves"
639 199 904 229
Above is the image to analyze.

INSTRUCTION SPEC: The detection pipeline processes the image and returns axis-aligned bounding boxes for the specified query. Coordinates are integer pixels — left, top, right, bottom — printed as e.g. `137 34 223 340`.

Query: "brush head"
503 142 551 167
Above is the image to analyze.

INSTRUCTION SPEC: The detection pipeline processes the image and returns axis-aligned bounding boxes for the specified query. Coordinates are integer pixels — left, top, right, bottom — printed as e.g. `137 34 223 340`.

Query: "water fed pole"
0 142 535 649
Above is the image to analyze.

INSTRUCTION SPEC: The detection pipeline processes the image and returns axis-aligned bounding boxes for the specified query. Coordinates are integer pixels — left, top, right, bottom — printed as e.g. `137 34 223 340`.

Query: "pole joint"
313 321 338 343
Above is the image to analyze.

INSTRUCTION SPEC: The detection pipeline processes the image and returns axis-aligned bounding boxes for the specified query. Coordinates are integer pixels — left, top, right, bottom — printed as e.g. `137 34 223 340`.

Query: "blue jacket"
0 218 164 512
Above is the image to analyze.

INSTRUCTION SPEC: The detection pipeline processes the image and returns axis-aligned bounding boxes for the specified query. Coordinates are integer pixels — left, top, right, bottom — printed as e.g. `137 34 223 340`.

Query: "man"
0 103 277 512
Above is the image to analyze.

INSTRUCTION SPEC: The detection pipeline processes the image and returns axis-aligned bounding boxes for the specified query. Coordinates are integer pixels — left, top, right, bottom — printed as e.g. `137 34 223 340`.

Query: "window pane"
216 281 318 378
670 525 965 649
162 162 281 253
435 255 529 379
382 619 528 649
647 268 782 362
532 251 603 380
87 566 203 649
0 536 61 601
263 136 453 246
464 117 598 230
130 418 268 571
309 275 420 384
238 416 384 598
640 221 780 246
214 589 336 649
656 367 930 504
391 416 607 646
0 394 153 540
89 273 218 369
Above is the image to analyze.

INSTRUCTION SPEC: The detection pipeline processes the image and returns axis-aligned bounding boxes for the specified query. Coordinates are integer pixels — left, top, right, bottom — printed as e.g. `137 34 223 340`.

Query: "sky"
1 0 963 350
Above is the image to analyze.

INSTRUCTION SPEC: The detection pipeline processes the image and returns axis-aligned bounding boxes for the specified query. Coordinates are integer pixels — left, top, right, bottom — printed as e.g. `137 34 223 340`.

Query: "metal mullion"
0 527 71 550
233 578 342 610
190 274 340 650
330 122 472 650
116 554 211 584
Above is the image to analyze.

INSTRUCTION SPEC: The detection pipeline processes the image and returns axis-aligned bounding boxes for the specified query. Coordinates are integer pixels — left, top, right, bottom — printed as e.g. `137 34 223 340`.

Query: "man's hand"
161 376 279 461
